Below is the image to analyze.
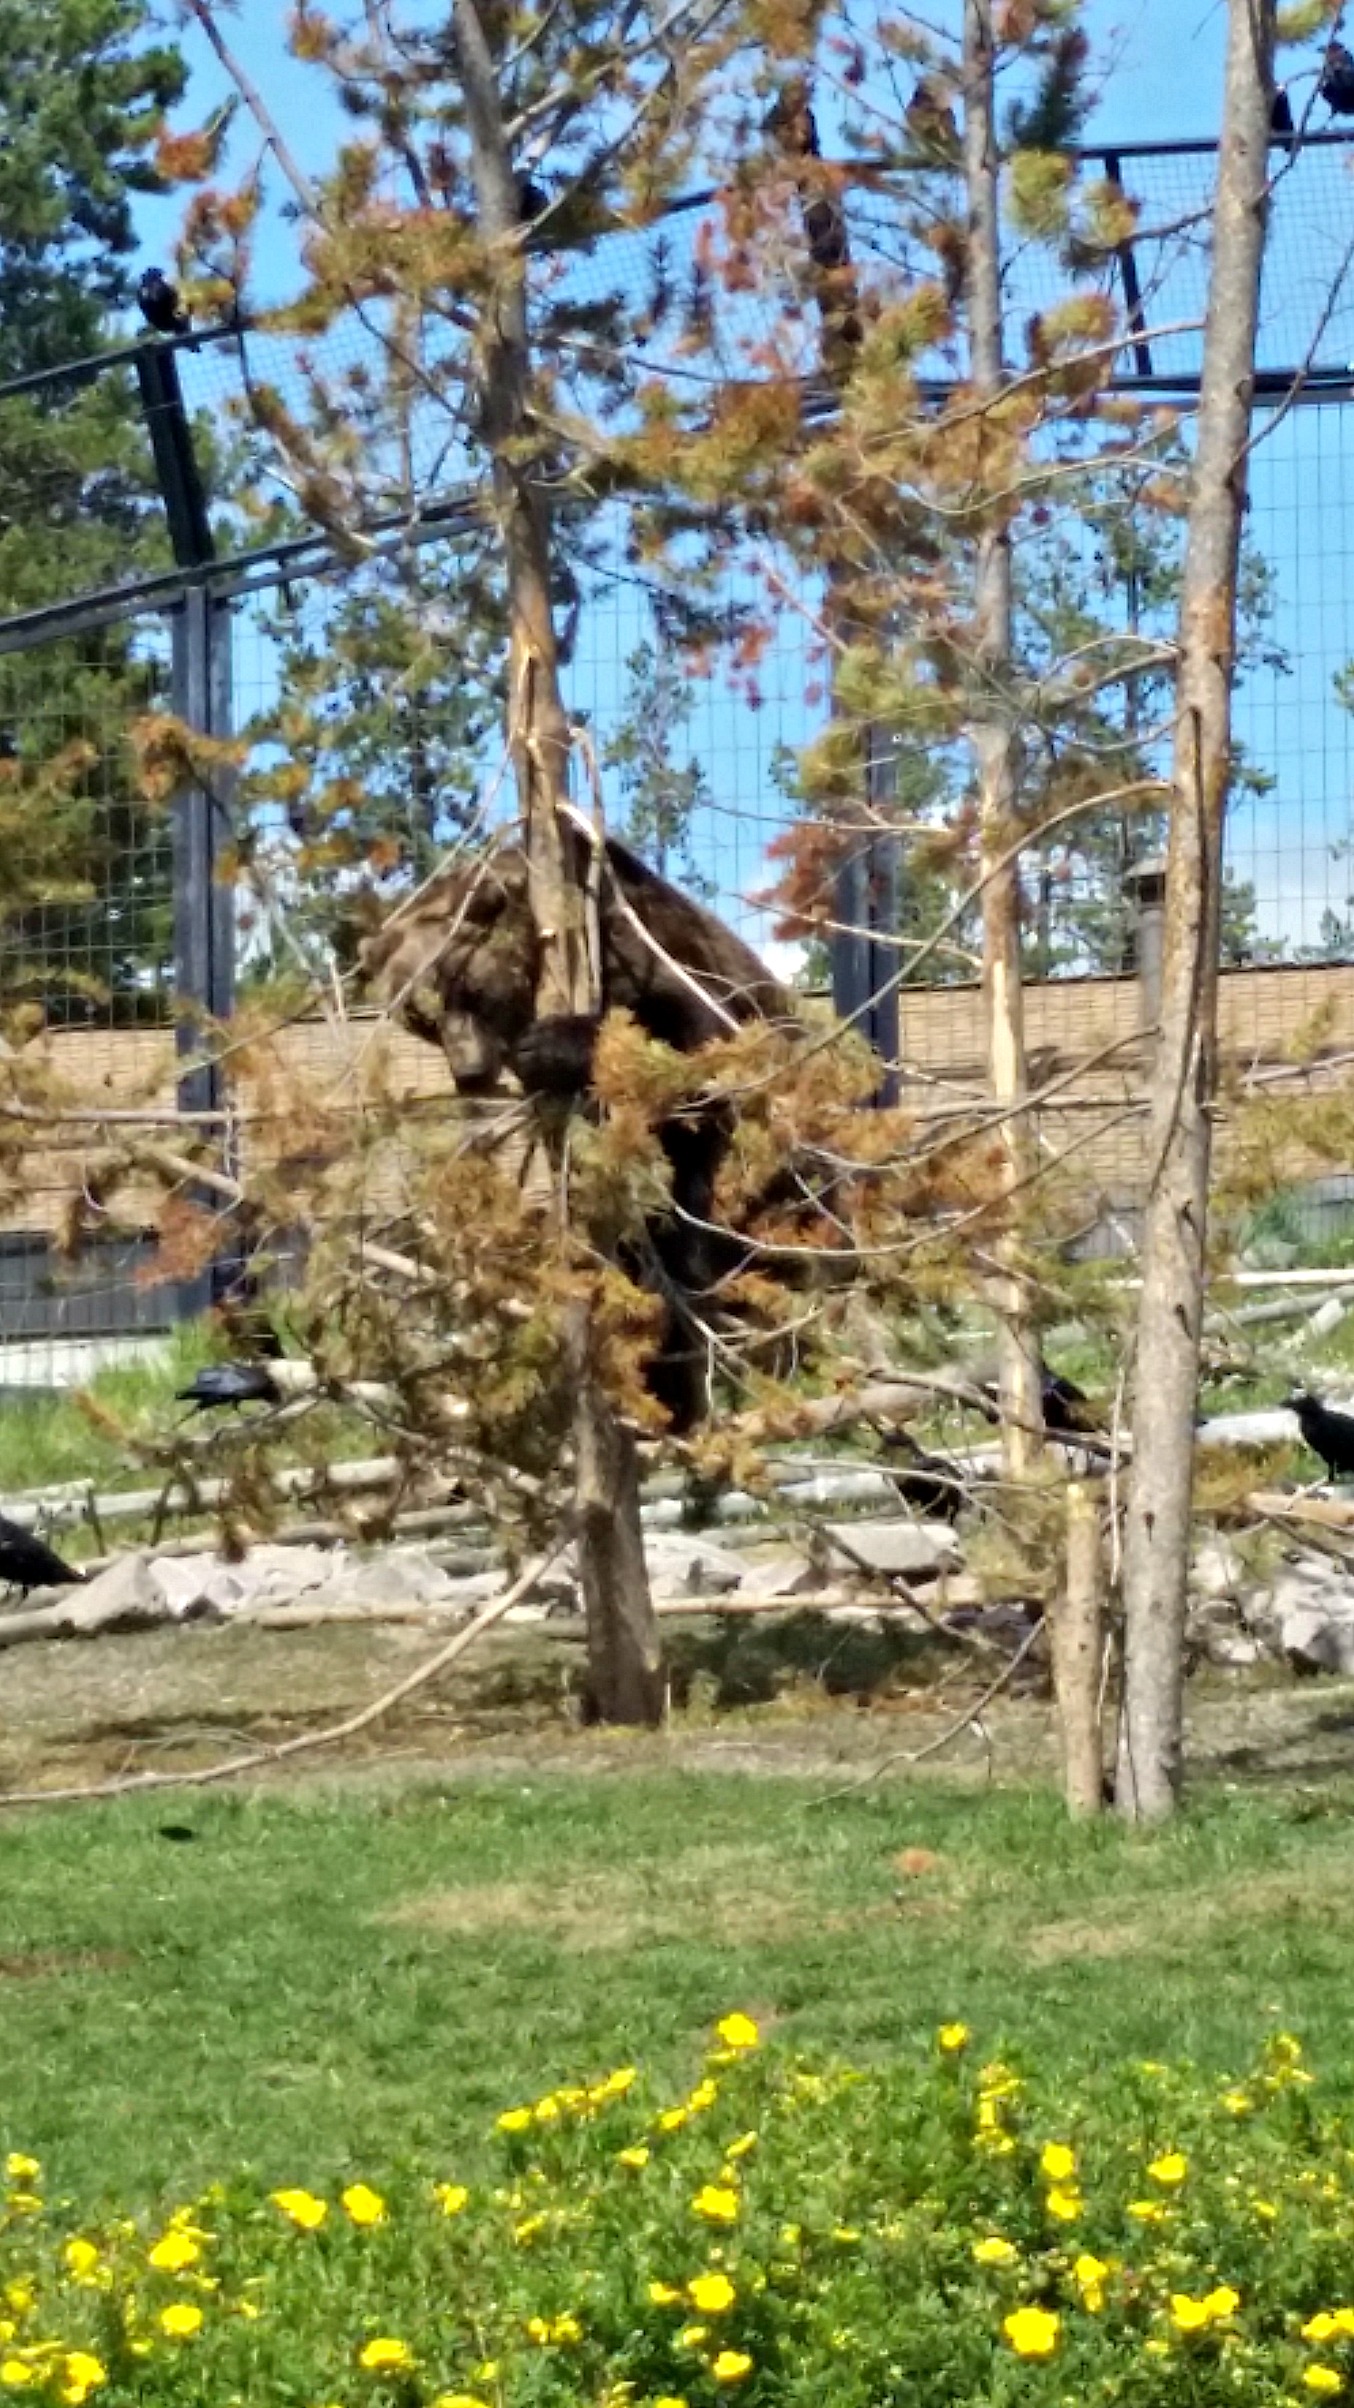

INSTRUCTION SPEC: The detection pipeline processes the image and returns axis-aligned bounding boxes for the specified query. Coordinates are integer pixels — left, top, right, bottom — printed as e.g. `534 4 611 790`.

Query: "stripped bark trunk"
1049 1482 1105 1816
961 0 1043 1484
1115 0 1277 1820
450 0 663 1724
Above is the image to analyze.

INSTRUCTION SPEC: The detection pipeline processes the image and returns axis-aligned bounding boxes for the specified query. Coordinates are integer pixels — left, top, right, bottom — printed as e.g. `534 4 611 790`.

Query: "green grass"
9 1769 1354 2215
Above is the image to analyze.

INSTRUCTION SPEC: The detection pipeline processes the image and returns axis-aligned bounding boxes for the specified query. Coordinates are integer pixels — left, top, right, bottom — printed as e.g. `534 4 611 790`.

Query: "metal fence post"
138 342 236 1323
831 728 901 1106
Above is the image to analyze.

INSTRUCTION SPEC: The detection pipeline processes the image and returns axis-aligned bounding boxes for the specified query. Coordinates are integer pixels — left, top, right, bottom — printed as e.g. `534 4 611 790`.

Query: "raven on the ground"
137 267 191 336
1289 1391 1354 1481
0 1515 81 1594
175 1362 281 1412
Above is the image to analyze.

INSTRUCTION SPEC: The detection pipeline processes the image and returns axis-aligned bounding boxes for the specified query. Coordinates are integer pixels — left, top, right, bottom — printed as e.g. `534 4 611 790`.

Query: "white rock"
305 1549 457 1615
823 1519 961 1577
61 1551 165 1633
1191 1538 1245 1600
641 1533 746 1599
780 1469 901 1507
735 1549 821 1600
1280 1605 1354 1677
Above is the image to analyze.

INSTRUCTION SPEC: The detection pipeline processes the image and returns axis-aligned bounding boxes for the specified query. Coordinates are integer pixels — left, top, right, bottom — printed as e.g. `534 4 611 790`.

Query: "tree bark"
1049 1482 1104 1816
449 0 663 1726
961 0 1044 1484
1115 0 1277 1820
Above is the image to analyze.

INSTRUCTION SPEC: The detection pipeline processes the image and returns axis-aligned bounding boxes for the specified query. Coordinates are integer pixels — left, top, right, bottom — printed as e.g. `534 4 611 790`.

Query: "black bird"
1040 1370 1102 1438
175 1362 281 1413
1289 1391 1354 1481
1271 86 1296 140
0 1514 81 1595
881 1436 968 1523
137 267 190 337
1320 40 1354 114
980 1369 1103 1439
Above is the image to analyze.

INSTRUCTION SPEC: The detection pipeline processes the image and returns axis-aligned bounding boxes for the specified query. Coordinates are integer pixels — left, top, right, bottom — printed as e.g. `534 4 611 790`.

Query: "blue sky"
129 0 1354 959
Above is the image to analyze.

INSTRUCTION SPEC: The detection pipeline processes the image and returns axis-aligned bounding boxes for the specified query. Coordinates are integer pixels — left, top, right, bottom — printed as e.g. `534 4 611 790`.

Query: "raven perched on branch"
0 1515 81 1595
137 267 191 337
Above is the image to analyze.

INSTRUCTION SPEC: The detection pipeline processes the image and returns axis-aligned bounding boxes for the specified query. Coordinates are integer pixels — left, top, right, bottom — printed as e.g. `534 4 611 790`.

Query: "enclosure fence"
5 131 1354 1378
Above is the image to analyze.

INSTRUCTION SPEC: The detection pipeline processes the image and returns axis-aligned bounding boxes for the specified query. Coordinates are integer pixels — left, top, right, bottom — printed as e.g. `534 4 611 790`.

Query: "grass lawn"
7 1764 1354 2215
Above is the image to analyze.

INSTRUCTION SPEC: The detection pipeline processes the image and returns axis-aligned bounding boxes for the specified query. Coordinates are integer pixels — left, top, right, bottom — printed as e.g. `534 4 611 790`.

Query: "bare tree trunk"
450 0 663 1726
961 0 1043 1483
1115 0 1277 1820
1049 1482 1104 1816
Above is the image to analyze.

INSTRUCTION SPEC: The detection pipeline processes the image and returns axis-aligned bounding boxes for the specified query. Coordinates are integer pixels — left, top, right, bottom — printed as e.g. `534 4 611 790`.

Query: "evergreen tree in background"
0 0 186 1022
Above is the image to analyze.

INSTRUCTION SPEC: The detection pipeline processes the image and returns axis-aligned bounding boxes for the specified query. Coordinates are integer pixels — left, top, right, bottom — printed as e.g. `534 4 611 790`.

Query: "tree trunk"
567 1305 666 1724
962 0 1043 1483
450 0 663 1726
1115 0 1277 1820
1049 1482 1104 1816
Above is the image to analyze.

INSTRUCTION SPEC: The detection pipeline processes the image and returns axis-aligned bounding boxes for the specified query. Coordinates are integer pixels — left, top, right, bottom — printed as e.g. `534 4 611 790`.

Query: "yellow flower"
1221 2089 1251 2116
1335 2310 1354 2337
688 2274 736 2315
525 2320 550 2345
513 2214 545 2244
1002 2307 1060 2360
972 2237 1019 2267
1170 2295 1213 2334
271 2189 328 2230
1074 2253 1109 2311
678 2326 708 2349
148 2231 201 2272
649 2283 682 2306
1147 2152 1188 2187
6 2200 40 2220
1305 2315 1339 2342
653 2398 688 2408
1045 2186 1082 2222
1252 2197 1278 2221
356 2330 409 2369
550 2317 581 2346
3 2290 31 2317
433 2183 468 2217
496 2108 532 2134
2 2163 37 2186
431 2397 491 2408
938 2022 970 2053
726 2132 758 2160
1306 2371 1344 2398
533 2095 560 2124
714 2014 759 2053
1040 2143 1076 2183
687 2080 718 2114
1204 2288 1239 2320
657 2109 689 2134
692 2186 739 2225
598 2067 637 2099
359 2339 414 2373
618 2147 651 2170
342 2184 386 2227
63 2241 101 2281
158 2305 203 2339
475 2366 498 2384
0 2365 33 2389
60 2355 105 2406
710 2351 753 2384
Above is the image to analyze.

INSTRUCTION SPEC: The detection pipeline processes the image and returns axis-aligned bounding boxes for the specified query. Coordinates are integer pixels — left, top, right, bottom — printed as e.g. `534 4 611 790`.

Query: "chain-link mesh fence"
6 131 1354 1376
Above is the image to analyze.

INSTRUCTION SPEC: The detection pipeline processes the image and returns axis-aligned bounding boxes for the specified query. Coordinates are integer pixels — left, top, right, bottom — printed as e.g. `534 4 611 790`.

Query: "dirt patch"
0 1948 131 1980
380 1843 824 1953
1026 1855 1354 1966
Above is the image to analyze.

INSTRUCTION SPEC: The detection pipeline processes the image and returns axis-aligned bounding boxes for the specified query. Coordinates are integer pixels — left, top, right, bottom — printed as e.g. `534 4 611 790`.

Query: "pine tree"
0 0 186 1022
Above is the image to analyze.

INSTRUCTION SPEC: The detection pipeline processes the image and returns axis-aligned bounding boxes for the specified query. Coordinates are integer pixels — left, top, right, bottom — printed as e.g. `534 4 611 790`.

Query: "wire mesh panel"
7 132 1354 1380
